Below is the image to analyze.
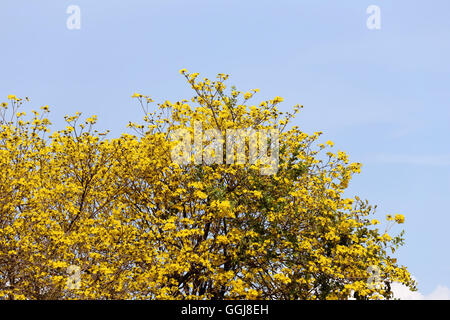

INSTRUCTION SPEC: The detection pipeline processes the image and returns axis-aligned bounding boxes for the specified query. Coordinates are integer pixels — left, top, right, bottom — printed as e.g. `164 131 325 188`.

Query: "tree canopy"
0 71 415 299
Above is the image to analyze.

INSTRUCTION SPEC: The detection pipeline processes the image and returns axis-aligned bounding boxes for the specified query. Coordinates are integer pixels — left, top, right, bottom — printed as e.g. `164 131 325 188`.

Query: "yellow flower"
218 200 231 210
179 68 187 74
253 191 262 198
394 214 405 224
273 96 284 103
381 233 392 241
195 190 208 199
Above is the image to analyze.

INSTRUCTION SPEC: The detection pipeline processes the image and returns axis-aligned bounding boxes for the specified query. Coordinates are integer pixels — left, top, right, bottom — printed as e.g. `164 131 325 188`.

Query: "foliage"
0 73 415 299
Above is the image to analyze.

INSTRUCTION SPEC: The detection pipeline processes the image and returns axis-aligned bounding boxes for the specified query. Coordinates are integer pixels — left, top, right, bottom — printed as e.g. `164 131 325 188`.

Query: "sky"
0 0 449 299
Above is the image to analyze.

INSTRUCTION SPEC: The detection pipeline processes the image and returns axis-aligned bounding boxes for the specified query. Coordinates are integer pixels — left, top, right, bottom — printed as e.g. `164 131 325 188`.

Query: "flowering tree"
0 71 415 299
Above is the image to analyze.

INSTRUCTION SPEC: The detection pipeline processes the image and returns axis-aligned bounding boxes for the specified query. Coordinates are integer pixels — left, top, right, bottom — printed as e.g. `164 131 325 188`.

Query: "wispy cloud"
372 154 450 166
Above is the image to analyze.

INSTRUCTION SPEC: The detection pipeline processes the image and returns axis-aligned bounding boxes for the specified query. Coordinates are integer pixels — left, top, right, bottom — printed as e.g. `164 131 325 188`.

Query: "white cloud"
391 282 424 300
392 282 450 300
426 285 450 300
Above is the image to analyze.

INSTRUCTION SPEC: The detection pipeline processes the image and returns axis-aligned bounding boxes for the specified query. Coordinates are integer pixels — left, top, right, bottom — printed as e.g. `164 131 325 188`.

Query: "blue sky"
1 0 449 297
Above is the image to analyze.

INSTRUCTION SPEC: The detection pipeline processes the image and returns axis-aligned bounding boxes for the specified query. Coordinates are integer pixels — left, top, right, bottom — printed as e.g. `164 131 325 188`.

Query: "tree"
0 71 415 299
